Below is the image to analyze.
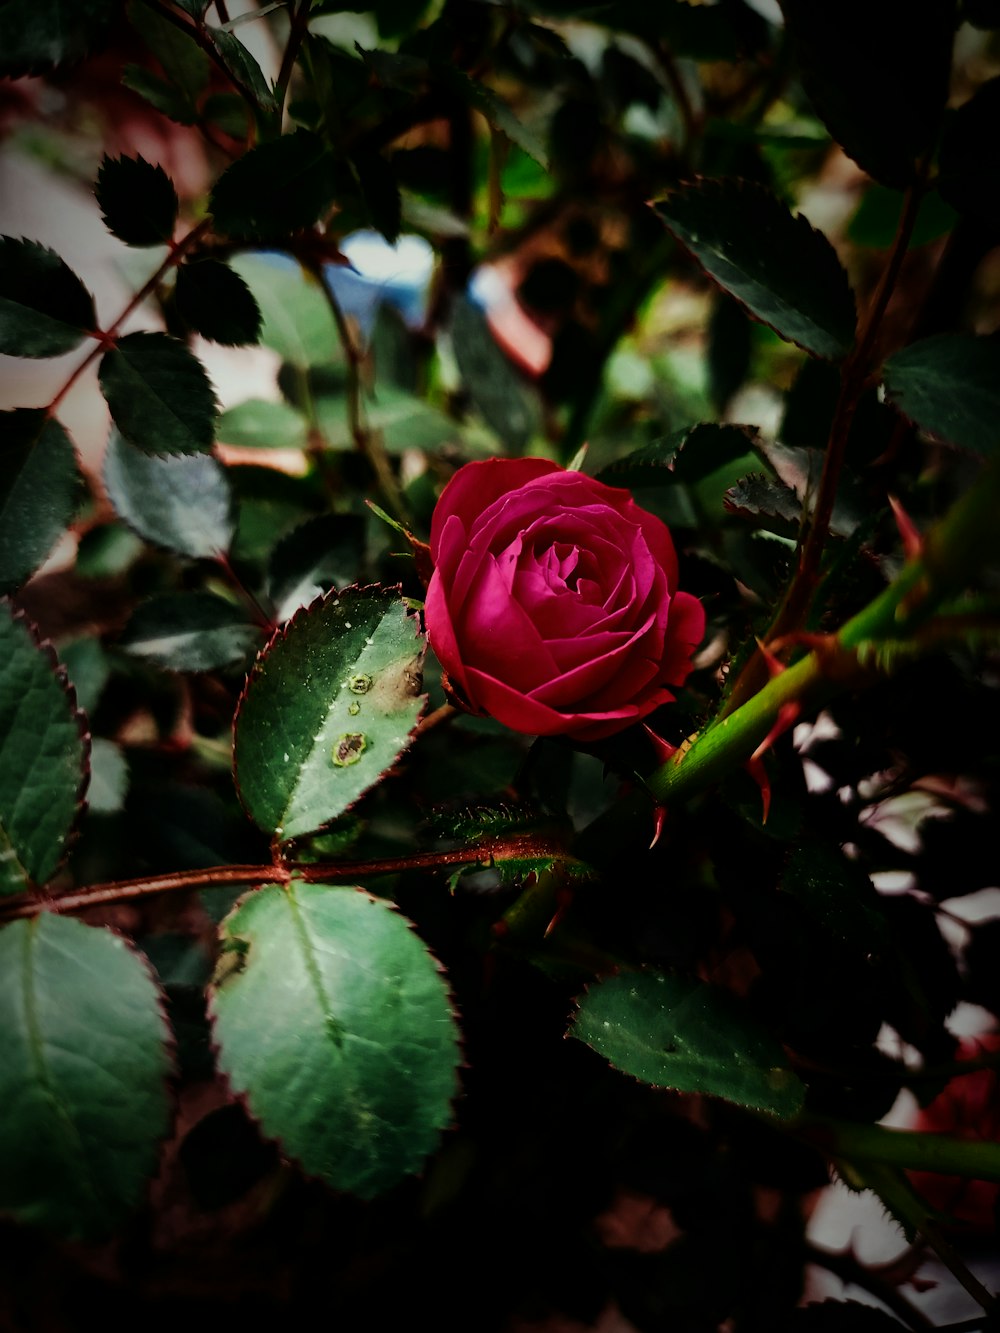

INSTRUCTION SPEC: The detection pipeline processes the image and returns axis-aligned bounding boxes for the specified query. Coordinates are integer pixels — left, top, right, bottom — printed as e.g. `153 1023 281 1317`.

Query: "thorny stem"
47 219 213 416
148 1 265 121
722 170 928 717
0 835 564 922
216 553 278 632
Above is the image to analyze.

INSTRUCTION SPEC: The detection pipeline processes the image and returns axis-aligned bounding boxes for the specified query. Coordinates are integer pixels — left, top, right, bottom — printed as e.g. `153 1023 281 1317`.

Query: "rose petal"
529 610 662 708
454 554 559 692
658 590 707 685
430 457 561 557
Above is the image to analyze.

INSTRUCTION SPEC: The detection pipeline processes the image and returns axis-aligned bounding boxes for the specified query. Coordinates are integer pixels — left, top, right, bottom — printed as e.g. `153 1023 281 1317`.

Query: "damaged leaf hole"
332 733 367 766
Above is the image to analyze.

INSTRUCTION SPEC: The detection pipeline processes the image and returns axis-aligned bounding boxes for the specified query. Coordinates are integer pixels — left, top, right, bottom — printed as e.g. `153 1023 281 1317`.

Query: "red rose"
424 458 705 741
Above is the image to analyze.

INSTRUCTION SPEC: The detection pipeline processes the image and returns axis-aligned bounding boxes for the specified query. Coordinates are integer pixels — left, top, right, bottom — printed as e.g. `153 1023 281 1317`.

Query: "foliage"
1 1 1000 1326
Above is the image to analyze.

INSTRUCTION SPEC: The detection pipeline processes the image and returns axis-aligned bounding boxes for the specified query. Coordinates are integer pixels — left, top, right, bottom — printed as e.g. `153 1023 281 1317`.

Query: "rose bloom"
424 458 705 741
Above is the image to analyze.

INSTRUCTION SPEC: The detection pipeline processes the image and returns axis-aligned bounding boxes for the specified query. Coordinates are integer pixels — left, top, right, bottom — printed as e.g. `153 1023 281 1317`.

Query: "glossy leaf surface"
118 592 261 672
0 606 87 893
572 969 805 1119
211 883 460 1198
234 588 425 840
0 916 171 1236
174 260 262 346
103 429 234 559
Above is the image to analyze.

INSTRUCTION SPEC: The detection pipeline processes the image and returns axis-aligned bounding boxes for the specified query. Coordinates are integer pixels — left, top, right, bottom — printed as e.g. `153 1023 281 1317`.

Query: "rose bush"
424 458 705 741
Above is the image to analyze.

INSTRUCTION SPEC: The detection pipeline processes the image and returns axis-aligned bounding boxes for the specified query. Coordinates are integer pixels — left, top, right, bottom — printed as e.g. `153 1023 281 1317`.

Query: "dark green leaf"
175 260 262 346
939 77 1000 218
127 0 210 111
99 331 218 456
451 295 542 450
0 237 96 358
210 26 278 116
571 969 805 1119
882 334 1000 455
267 514 365 621
653 180 857 359
210 131 342 240
443 67 548 168
118 591 262 672
351 149 403 244
778 0 957 188
0 916 171 1237
708 294 753 412
723 473 801 532
0 0 115 76
217 397 308 449
210 883 460 1198
0 410 81 595
847 184 957 250
781 844 889 957
228 254 340 368
314 383 460 453
0 605 88 893
95 155 179 247
234 587 425 841
104 428 234 559
121 64 199 125
173 0 210 15
59 638 110 717
597 423 759 489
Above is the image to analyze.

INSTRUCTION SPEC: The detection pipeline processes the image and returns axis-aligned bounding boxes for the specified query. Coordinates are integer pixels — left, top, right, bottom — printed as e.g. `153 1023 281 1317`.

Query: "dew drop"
283 752 289 762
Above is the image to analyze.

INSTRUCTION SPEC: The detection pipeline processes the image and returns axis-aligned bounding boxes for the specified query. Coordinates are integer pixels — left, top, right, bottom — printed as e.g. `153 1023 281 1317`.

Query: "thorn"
544 886 574 938
756 636 786 679
649 805 668 849
745 756 772 824
889 493 923 562
749 701 801 766
643 724 678 766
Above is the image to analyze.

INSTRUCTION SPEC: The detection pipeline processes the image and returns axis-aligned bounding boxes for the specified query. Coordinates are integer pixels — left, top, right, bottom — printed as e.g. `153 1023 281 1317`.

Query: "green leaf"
234 587 425 841
0 916 172 1237
451 295 541 450
571 969 805 1119
121 63 199 124
118 591 261 672
653 180 857 359
723 473 801 532
210 130 342 240
778 0 956 188
0 0 115 77
0 237 96 358
266 514 366 621
596 423 758 489
0 410 81 595
88 738 128 815
99 331 219 456
314 383 460 453
95 155 179 247
881 334 1000 455
174 260 262 346
444 68 548 168
210 882 460 1198
127 0 210 114
59 638 110 717
847 184 957 250
173 0 210 14
0 606 88 893
217 397 308 450
351 148 403 244
228 254 340 368
104 428 234 559
210 26 278 117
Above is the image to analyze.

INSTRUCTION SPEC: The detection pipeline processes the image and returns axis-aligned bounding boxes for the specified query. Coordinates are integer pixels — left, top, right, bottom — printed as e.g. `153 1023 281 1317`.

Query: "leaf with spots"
0 604 88 894
0 915 172 1237
571 969 805 1119
210 882 461 1198
233 586 426 841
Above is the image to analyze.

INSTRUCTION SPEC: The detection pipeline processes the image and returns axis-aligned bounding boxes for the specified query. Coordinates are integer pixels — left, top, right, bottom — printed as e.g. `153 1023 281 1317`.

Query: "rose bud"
424 458 705 741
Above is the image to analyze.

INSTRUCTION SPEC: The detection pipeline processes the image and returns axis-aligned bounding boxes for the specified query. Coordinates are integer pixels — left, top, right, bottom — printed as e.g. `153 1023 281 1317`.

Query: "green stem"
647 459 1000 806
809 1117 1000 1183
